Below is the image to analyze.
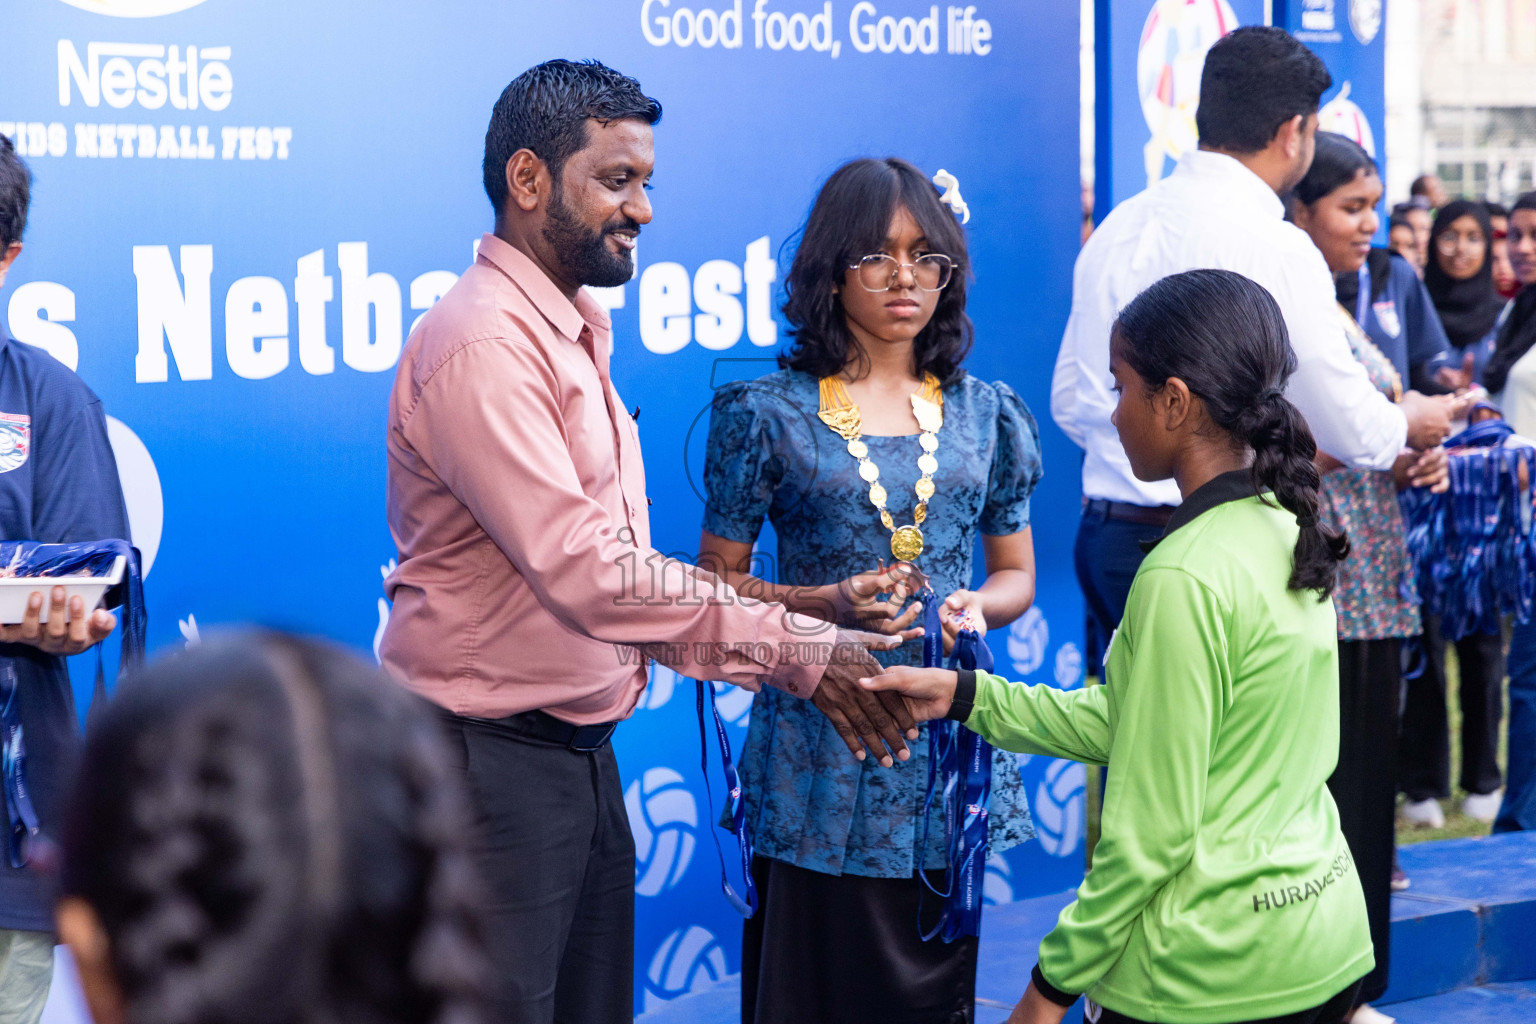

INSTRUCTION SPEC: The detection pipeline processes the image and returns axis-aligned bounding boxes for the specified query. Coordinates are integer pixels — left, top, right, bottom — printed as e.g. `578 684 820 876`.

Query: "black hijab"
1483 192 1536 395
1425 199 1506 351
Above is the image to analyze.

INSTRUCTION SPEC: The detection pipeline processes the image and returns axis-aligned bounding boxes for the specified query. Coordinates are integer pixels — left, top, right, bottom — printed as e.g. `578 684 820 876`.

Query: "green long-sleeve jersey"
967 478 1373 1022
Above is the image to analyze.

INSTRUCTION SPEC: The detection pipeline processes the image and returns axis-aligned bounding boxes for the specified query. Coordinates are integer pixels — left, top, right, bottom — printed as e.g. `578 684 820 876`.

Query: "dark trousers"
1074 510 1165 675
1092 980 1361 1024
1497 616 1536 832
439 713 634 1024
742 856 977 1024
1328 639 1401 1007
1400 616 1504 800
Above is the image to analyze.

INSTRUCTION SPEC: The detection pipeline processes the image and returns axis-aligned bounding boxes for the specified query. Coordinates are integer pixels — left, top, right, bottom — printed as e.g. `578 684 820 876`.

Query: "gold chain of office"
816 373 943 562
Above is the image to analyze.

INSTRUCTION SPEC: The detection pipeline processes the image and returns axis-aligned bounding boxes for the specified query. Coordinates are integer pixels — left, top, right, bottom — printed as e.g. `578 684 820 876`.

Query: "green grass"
1395 648 1508 847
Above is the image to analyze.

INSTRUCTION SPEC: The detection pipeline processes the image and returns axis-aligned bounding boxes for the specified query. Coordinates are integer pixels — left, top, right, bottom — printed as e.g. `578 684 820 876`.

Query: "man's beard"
542 189 637 289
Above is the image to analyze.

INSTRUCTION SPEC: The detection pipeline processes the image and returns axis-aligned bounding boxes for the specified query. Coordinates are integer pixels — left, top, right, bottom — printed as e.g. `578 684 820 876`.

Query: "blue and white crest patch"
0 413 31 473
1372 299 1402 339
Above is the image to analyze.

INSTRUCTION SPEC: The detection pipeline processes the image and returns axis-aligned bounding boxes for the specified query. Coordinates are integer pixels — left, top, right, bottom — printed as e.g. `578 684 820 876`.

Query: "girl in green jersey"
863 269 1373 1024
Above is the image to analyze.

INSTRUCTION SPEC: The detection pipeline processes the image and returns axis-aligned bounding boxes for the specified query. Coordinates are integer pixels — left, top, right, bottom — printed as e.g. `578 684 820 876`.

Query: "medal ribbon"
0 664 39 869
1356 263 1371 330
696 679 757 918
0 539 147 866
915 586 994 942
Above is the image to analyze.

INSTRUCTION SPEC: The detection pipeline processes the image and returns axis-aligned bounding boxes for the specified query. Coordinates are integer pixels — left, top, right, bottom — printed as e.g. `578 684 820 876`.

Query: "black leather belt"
1084 498 1177 528
467 709 620 753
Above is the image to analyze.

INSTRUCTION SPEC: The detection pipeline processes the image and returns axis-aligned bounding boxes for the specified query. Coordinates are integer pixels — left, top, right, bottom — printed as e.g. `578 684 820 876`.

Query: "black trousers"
439 713 634 1024
1328 639 1400 1007
1092 979 1361 1024
1400 616 1504 800
1074 511 1165 676
741 855 978 1024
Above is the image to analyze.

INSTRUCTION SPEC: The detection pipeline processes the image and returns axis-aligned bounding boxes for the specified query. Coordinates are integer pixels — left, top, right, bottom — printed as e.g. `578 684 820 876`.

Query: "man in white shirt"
1054 26 1450 662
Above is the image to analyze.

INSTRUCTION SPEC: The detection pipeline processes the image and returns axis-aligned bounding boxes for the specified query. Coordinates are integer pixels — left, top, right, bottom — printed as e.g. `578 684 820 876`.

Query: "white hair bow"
932 169 970 224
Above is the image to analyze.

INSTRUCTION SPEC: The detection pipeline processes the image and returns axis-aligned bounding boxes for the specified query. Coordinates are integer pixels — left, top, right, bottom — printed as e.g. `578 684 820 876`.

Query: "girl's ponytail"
1239 390 1350 595
1114 269 1350 597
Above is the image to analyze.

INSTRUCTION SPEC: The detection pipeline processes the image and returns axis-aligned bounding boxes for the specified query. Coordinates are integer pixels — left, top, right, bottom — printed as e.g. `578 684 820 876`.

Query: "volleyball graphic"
713 682 754 726
57 0 210 14
644 925 729 1011
1034 758 1087 857
105 416 163 578
1137 0 1241 188
626 768 699 898
984 853 1015 906
1007 607 1049 676
638 663 681 711
1055 642 1085 690
1318 82 1377 158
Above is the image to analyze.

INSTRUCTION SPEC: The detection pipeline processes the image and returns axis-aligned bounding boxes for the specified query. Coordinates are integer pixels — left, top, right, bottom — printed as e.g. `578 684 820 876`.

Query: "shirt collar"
1142 469 1261 551
475 232 612 343
1174 150 1285 220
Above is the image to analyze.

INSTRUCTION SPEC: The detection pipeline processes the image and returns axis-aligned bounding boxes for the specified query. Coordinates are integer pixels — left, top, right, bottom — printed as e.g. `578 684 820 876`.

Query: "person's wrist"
945 669 976 722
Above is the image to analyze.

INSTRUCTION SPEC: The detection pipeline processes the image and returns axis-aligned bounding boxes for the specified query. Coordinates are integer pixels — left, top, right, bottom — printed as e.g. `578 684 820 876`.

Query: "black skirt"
741 855 978 1024
1327 637 1401 1007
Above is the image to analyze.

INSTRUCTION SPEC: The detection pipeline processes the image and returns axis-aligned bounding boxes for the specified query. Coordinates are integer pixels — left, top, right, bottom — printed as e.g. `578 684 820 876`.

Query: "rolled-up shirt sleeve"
1271 246 1407 470
404 336 833 696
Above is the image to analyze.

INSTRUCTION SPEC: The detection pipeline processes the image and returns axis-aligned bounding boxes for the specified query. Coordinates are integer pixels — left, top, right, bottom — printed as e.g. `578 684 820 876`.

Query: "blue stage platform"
636 832 1536 1023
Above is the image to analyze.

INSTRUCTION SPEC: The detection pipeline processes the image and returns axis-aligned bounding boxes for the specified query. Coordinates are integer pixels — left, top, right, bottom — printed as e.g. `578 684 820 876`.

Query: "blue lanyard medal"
916 586 994 942
697 679 757 917
0 540 146 867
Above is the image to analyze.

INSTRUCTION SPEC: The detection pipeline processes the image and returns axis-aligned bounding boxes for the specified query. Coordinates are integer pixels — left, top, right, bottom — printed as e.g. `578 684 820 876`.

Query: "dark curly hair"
60 632 487 1024
482 59 661 214
0 134 30 251
1113 269 1349 596
779 157 973 385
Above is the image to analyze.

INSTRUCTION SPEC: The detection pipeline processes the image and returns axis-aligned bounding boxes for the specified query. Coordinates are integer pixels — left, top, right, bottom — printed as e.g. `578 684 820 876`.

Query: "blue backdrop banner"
3 0 1084 1012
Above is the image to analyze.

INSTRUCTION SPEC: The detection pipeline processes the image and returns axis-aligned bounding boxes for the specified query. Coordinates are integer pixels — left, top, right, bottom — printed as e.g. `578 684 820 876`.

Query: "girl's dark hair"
1113 269 1349 596
779 157 972 385
1484 190 1536 395
60 632 486 1024
1289 131 1377 208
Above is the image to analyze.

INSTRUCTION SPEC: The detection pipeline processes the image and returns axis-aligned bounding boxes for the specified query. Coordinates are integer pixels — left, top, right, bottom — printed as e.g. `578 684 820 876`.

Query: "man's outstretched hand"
811 628 919 767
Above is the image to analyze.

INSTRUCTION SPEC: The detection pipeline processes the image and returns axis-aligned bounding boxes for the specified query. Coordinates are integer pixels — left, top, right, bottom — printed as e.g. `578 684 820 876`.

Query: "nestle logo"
57 41 232 112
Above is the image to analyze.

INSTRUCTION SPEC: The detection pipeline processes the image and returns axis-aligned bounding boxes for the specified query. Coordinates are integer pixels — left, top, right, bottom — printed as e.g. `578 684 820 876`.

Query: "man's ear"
0 241 21 288
504 149 549 215
1277 114 1305 160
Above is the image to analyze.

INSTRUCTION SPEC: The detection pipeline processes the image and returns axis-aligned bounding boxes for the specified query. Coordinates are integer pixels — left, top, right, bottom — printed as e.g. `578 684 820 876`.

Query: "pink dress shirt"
381 234 833 724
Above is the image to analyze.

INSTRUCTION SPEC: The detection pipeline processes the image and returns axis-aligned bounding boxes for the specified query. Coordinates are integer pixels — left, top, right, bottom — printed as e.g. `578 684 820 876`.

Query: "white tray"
0 555 125 625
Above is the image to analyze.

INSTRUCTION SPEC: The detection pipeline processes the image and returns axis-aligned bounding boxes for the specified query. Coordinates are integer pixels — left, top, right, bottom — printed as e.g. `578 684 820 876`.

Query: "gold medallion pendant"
817 373 944 562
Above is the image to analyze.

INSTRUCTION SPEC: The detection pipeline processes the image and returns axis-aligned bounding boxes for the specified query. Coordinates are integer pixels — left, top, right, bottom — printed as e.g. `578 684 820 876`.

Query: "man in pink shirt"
381 60 914 1023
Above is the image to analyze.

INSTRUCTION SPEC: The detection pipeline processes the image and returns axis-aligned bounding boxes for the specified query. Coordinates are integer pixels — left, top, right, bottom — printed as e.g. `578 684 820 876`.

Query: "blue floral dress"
703 368 1039 878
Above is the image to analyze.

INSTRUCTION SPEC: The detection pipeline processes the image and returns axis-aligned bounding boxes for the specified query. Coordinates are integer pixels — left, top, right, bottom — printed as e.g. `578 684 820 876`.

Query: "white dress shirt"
1052 150 1409 507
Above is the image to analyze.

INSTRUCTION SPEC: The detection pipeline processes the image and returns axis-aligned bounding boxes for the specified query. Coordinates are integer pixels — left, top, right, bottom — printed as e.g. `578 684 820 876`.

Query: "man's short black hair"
1410 175 1436 197
1196 27 1331 155
482 59 661 214
0 135 30 251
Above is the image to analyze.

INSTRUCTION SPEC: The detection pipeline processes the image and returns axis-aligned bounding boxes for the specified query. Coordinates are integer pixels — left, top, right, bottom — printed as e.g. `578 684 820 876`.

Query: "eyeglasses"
1436 230 1486 256
848 253 955 293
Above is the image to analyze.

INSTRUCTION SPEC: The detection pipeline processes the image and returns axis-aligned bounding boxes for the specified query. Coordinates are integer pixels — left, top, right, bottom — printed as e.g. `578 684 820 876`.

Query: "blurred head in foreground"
57 632 486 1024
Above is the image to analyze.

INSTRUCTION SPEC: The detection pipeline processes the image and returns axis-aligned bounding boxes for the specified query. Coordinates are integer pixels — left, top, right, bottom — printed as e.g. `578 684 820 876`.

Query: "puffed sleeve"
702 382 783 544
979 381 1044 536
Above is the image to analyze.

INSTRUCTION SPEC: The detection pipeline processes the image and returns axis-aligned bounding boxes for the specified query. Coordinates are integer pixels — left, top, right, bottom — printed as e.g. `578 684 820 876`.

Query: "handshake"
813 626 971 767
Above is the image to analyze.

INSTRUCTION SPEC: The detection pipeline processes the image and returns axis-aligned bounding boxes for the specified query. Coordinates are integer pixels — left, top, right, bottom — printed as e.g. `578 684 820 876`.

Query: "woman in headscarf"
1407 199 1512 832
1424 199 1506 386
1482 191 1536 835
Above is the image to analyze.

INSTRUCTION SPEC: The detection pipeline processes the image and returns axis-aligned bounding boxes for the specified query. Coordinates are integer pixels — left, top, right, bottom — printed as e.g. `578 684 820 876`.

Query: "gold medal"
891 525 925 562
817 373 943 563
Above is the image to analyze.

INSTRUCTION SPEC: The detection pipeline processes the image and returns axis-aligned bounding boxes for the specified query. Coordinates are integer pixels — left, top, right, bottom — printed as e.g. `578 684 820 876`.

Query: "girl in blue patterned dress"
699 158 1041 1024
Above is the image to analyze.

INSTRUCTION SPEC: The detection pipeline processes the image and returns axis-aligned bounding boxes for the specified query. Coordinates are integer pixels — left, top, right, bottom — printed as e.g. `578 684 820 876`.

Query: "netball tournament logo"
0 414 31 473
1319 82 1377 157
1349 0 1382 45
57 0 211 16
1136 0 1241 189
